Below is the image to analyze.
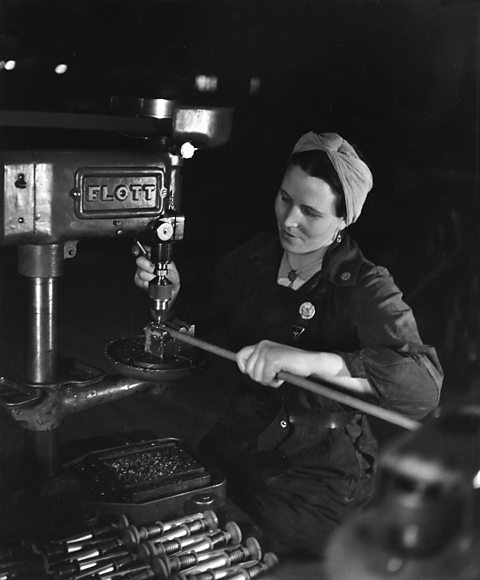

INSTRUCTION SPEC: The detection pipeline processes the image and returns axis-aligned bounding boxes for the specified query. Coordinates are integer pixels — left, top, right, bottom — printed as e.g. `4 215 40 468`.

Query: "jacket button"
280 420 288 429
340 271 351 281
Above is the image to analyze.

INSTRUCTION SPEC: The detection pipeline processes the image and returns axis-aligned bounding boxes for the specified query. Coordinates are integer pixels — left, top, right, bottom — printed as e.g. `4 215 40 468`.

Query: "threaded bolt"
152 519 208 544
240 552 278 580
60 514 130 546
209 522 242 549
120 569 155 580
167 550 200 573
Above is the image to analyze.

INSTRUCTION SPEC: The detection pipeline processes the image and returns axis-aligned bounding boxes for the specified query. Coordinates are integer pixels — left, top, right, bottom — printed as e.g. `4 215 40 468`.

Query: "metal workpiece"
66 551 153 580
50 538 124 570
105 327 207 383
183 553 279 580
219 553 279 580
170 522 243 560
126 511 218 545
98 565 154 580
151 517 218 545
176 537 262 576
139 531 212 560
43 514 131 552
0 513 277 580
203 523 243 550
166 543 248 575
47 550 130 578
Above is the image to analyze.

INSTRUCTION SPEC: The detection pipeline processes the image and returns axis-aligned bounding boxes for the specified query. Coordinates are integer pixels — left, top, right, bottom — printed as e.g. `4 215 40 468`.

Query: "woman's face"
275 165 346 254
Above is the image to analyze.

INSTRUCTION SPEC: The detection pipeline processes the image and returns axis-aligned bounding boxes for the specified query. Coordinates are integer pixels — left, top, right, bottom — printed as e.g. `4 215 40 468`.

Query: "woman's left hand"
236 340 315 388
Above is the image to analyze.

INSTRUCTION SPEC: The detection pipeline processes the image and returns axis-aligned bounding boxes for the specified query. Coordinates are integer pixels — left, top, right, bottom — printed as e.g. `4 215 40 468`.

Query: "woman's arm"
236 340 374 395
236 266 443 420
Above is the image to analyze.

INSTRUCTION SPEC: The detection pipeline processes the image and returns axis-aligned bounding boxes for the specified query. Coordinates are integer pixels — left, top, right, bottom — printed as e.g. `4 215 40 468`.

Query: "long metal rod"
24 277 58 384
165 327 421 432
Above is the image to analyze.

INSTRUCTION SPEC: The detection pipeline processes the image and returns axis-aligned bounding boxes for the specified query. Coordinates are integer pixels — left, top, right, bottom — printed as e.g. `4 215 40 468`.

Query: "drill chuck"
149 276 173 314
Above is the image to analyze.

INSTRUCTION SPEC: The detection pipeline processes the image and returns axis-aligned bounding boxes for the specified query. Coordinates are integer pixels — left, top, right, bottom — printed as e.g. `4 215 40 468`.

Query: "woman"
135 131 443 558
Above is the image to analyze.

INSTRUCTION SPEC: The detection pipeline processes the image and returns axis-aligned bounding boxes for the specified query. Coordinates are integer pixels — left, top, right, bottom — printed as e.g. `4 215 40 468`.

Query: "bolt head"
204 510 219 530
225 521 242 545
245 536 262 560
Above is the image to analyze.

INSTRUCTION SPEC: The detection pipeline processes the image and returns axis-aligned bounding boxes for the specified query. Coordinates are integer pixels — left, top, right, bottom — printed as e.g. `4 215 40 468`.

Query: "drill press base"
105 335 208 382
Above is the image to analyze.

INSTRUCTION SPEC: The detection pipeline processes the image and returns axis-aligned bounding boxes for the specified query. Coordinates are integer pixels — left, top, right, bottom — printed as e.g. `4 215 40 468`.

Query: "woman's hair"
288 150 347 219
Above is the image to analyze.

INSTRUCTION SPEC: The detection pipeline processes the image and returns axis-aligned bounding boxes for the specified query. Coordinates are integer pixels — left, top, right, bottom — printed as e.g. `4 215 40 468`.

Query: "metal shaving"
103 447 202 486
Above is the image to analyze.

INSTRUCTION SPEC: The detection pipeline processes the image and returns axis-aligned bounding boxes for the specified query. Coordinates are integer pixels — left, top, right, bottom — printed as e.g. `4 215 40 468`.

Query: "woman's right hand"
134 254 181 299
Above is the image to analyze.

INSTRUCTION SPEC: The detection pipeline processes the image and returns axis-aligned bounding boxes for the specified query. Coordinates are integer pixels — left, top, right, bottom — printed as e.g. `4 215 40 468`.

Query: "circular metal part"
156 221 174 241
105 335 208 382
110 96 175 119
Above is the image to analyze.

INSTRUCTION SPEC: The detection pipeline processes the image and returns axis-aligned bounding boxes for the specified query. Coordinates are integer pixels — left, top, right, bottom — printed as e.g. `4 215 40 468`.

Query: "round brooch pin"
299 301 316 320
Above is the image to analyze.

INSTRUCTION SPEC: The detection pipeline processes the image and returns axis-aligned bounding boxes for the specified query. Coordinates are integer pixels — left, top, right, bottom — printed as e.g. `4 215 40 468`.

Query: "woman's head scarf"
291 131 373 225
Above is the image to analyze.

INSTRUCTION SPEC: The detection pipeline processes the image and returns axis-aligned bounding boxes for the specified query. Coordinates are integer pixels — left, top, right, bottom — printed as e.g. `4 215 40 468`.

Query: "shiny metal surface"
110 96 176 119
0 149 178 245
23 277 57 385
3 375 152 431
173 107 234 148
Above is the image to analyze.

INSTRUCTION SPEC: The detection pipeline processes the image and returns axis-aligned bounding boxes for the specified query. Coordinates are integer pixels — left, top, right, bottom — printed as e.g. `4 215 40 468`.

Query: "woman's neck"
286 245 329 270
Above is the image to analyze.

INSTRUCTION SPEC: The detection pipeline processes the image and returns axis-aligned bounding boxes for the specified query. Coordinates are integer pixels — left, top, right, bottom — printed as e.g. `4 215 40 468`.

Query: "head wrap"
291 131 373 225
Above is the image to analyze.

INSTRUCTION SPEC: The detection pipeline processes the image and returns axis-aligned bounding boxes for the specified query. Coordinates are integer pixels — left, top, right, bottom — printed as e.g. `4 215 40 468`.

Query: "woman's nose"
283 205 300 228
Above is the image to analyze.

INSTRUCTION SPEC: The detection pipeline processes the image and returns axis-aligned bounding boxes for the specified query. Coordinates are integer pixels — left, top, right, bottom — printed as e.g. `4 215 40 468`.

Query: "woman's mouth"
281 229 298 239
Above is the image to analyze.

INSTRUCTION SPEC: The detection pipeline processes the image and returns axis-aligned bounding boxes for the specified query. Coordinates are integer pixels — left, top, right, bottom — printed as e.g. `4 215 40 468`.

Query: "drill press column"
18 243 64 478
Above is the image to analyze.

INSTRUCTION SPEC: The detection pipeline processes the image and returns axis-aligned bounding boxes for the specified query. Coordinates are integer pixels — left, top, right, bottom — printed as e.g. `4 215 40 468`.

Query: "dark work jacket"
173 232 443 484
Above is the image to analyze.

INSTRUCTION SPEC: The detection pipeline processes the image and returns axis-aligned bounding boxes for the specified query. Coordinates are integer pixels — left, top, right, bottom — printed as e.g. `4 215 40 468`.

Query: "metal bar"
23 277 57 384
164 326 421 432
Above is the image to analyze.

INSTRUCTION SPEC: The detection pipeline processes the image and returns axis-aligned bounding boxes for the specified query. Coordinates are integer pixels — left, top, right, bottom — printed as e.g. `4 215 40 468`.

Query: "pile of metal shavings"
102 446 204 487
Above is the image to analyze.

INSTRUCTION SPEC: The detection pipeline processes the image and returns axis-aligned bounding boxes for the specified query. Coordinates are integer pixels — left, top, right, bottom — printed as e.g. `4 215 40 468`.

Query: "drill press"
0 100 232 506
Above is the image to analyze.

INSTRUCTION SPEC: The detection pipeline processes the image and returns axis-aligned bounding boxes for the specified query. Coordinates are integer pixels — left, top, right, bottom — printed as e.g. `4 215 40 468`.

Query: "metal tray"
61 437 226 525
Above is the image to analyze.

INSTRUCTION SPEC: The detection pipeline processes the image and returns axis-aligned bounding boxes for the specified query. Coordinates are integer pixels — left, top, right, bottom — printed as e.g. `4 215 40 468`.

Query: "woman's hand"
235 340 374 395
134 252 181 300
236 340 318 388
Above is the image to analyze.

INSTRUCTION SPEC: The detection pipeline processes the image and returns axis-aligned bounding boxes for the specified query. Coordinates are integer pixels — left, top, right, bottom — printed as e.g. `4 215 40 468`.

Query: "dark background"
0 0 479 497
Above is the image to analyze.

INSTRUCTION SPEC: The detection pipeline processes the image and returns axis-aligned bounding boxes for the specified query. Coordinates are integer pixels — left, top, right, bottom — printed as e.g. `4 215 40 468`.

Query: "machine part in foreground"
0 509 279 580
324 400 480 579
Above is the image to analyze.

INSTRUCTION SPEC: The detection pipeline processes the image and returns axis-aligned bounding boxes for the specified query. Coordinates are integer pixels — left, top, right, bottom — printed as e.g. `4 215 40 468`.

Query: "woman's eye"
302 208 319 218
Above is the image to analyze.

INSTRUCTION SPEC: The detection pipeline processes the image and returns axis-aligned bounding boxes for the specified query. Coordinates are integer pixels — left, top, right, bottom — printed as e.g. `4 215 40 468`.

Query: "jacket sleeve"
341 266 443 420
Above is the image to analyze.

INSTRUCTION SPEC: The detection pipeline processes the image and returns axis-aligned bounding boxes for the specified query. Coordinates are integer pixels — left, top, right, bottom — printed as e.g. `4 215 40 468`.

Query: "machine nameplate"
75 167 167 218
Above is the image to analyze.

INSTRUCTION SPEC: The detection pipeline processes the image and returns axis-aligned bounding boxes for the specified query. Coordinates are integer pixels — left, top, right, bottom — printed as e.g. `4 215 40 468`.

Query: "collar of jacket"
319 232 367 287
248 232 368 288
